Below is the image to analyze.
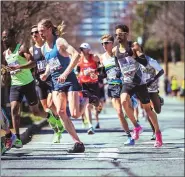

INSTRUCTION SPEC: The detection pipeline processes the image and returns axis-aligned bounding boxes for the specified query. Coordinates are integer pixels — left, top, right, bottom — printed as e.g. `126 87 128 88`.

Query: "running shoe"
95 122 100 129
1 142 6 155
52 132 62 143
124 137 135 145
87 127 95 135
5 133 17 149
154 132 163 147
151 134 156 140
132 126 143 140
13 138 23 148
67 142 85 153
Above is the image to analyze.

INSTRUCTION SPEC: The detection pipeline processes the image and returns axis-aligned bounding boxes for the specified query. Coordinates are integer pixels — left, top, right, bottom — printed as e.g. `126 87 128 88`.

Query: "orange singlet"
77 54 98 83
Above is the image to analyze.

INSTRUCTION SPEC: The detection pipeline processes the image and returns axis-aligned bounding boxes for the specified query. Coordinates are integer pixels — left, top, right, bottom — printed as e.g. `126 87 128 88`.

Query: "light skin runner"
77 43 100 135
38 18 89 153
29 25 64 143
100 34 135 145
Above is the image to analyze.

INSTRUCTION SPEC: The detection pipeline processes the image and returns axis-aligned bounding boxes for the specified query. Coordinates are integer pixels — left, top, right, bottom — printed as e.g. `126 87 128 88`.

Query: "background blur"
1 1 185 108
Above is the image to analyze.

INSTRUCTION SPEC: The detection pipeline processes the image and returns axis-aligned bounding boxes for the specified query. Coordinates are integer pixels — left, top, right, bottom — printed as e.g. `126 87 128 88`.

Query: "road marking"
98 148 119 160
179 148 184 152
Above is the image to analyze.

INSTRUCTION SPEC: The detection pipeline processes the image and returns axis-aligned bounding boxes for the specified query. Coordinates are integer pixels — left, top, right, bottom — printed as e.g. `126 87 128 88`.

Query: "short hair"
31 25 38 30
3 28 16 37
101 34 114 42
115 24 129 33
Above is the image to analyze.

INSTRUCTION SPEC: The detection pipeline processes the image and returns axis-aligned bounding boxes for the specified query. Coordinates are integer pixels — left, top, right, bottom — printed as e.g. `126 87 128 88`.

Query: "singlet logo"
34 50 38 55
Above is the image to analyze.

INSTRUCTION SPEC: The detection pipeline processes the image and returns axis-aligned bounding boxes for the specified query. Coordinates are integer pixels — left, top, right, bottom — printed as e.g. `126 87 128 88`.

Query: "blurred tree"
131 1 184 63
1 1 84 48
150 1 184 62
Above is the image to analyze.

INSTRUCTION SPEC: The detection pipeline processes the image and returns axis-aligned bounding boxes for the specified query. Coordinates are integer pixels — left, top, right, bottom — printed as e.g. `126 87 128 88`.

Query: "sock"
126 130 132 138
135 123 140 127
16 134 20 139
5 131 12 138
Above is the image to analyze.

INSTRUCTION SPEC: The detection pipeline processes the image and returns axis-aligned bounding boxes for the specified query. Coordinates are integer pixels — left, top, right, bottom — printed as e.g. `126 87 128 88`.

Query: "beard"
117 38 123 43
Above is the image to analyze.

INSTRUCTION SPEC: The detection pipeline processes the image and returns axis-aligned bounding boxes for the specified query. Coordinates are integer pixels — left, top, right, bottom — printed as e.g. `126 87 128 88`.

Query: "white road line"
179 148 184 152
98 148 119 160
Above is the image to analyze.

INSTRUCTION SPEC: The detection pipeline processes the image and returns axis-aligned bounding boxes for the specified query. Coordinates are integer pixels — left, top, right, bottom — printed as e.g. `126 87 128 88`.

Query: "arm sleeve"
135 54 148 66
97 66 107 79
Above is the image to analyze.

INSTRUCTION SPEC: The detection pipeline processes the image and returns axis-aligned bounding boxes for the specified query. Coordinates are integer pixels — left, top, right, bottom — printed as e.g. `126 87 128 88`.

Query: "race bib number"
8 61 21 75
48 57 61 72
37 60 47 72
107 68 117 80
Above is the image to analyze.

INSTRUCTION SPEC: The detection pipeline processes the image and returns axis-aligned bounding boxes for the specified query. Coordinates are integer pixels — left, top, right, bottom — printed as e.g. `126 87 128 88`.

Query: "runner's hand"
8 65 19 71
40 73 47 81
57 73 67 83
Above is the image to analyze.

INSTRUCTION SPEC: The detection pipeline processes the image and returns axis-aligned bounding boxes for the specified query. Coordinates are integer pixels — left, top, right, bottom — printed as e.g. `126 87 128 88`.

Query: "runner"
113 24 163 147
100 34 135 145
2 28 60 148
29 25 64 143
38 18 89 153
140 51 164 140
76 43 100 134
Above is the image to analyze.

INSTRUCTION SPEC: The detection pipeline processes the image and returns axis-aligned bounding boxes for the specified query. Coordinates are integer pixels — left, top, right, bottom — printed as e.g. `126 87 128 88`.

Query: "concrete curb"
20 118 48 144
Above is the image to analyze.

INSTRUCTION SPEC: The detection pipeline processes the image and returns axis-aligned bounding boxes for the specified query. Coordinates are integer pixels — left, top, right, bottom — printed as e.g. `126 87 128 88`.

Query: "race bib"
48 57 61 72
37 60 47 72
107 68 117 80
8 61 21 75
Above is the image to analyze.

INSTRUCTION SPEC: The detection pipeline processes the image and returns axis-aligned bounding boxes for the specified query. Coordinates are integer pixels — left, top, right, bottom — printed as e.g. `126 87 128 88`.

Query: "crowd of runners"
1 19 164 155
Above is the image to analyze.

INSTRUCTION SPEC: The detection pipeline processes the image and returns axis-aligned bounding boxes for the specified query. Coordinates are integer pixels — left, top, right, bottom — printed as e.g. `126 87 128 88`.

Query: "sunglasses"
31 31 39 35
101 41 112 45
114 32 128 37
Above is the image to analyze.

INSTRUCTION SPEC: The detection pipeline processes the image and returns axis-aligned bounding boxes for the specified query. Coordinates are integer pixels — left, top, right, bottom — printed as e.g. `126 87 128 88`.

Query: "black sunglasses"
31 31 39 35
101 41 112 45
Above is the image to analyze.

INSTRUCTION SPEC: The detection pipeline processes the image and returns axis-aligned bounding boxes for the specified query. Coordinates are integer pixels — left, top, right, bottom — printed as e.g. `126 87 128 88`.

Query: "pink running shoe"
132 126 143 140
154 132 163 147
5 133 17 150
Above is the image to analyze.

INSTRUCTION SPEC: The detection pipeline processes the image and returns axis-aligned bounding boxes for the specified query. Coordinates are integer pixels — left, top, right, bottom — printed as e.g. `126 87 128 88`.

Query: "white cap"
80 43 91 50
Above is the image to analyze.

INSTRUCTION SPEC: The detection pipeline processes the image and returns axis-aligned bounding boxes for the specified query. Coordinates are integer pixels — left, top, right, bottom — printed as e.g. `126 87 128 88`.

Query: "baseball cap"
80 43 91 50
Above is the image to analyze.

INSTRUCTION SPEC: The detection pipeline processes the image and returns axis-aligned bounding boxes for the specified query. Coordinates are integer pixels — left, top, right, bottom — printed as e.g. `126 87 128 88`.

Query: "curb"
20 118 48 144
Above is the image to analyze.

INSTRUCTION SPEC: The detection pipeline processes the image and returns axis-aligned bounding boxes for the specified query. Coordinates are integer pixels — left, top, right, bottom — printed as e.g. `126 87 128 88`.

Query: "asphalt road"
1 96 184 176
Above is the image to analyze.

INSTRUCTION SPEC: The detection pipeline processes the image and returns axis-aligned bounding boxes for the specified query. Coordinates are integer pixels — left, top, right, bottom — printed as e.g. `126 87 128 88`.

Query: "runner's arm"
17 44 36 69
146 57 164 86
132 42 147 66
29 47 33 56
57 38 80 77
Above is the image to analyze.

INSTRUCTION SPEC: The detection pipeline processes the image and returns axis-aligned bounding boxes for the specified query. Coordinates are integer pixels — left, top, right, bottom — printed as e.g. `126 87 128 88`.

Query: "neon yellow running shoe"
13 138 23 148
52 132 61 143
